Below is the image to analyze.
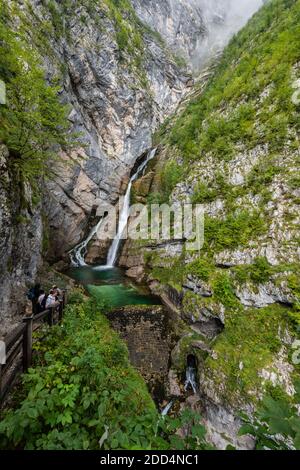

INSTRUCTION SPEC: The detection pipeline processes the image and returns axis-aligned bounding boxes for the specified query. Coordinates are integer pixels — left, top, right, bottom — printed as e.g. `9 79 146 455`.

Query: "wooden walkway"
0 294 66 406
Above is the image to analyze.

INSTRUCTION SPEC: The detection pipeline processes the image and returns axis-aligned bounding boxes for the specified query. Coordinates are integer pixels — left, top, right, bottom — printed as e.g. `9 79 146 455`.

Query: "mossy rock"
171 331 210 373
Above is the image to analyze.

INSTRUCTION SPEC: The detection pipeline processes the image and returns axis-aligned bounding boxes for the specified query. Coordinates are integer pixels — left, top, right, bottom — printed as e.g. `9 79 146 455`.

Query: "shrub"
191 182 218 204
239 379 300 449
160 160 183 201
186 258 214 282
0 299 210 450
0 3 77 182
204 210 267 253
212 272 239 309
233 257 273 285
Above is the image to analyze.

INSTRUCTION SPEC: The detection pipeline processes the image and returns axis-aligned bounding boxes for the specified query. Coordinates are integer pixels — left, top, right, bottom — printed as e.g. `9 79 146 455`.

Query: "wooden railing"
0 293 66 406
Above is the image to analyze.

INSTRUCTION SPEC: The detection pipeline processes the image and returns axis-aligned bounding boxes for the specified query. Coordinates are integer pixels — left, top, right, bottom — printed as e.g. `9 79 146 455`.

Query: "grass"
154 0 300 197
203 210 267 253
204 303 295 404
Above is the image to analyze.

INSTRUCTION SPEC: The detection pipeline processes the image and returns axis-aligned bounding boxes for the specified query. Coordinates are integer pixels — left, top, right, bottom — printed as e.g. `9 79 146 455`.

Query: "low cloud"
192 0 264 68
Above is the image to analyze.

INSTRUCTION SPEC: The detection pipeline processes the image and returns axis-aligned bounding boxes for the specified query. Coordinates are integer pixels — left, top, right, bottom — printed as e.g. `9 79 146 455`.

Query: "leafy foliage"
233 257 273 284
155 0 300 199
0 296 210 450
204 210 267 253
204 304 289 402
0 3 76 181
239 379 300 449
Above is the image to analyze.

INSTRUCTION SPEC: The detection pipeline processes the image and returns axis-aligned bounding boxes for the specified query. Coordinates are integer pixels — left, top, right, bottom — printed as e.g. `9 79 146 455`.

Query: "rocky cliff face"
131 0 206 65
2 0 212 331
0 145 43 336
119 0 300 449
131 0 264 69
29 0 194 262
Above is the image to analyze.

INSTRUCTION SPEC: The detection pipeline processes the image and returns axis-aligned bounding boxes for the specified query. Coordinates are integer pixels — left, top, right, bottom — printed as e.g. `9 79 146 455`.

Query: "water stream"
161 400 174 416
69 218 103 267
69 148 156 269
184 355 198 394
66 148 158 307
105 147 156 267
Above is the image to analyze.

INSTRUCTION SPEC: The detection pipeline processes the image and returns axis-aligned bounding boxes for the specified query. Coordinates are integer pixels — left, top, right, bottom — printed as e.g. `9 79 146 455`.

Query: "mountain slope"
120 0 300 448
0 0 193 333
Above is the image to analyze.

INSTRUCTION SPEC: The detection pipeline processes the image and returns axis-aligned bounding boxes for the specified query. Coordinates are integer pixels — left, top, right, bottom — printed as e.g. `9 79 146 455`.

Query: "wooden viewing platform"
0 293 66 406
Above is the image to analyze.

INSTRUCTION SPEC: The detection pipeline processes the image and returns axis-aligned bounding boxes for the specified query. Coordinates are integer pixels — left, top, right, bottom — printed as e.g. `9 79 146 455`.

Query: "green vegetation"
204 210 267 253
104 0 144 61
148 160 184 204
233 257 273 285
155 0 300 199
240 379 300 449
171 331 209 372
151 255 186 291
186 258 215 282
212 272 240 309
204 304 293 403
0 296 211 450
0 3 76 182
191 182 218 204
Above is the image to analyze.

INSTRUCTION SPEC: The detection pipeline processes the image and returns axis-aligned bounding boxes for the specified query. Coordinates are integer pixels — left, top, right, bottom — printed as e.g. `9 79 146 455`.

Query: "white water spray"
104 148 157 268
69 148 156 269
69 217 103 267
184 366 197 394
161 400 174 417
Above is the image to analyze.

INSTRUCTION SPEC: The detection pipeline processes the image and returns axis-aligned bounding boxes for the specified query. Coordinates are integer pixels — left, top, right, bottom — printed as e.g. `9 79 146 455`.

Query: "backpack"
41 294 48 311
26 288 35 301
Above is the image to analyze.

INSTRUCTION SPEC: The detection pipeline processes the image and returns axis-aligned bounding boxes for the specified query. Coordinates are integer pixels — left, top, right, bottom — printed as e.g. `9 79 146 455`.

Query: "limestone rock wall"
0 145 43 335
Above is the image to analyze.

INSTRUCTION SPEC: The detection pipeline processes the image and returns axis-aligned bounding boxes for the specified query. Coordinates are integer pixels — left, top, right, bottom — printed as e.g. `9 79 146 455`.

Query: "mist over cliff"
193 0 264 67
132 0 264 70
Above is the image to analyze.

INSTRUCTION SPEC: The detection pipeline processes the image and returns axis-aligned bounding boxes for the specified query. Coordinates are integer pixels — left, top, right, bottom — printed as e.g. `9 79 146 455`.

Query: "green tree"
239 380 300 449
0 2 76 181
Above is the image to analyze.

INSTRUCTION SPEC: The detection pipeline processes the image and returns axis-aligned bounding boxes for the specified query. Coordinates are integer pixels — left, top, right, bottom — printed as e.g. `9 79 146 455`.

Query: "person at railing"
52 285 63 301
26 283 43 315
37 290 47 313
45 290 57 309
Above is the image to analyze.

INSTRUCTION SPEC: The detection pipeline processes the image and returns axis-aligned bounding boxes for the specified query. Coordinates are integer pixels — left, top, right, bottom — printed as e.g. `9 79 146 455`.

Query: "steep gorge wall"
31 0 193 261
131 0 264 68
0 145 43 335
119 0 300 449
1 0 252 331
1 0 195 331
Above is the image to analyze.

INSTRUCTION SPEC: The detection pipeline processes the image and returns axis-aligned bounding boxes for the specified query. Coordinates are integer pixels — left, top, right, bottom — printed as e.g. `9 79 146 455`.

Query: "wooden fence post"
48 308 54 326
23 315 33 372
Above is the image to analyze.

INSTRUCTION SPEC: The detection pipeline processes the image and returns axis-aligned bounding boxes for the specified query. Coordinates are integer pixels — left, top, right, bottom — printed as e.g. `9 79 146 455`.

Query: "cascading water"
161 400 174 416
69 217 103 267
184 367 197 394
104 147 157 268
184 355 197 394
69 148 156 269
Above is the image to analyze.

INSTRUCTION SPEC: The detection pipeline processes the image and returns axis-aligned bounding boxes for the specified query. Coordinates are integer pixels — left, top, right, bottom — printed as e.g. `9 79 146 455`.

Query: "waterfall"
184 366 197 394
69 217 103 267
161 400 174 417
69 148 156 269
104 148 157 268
